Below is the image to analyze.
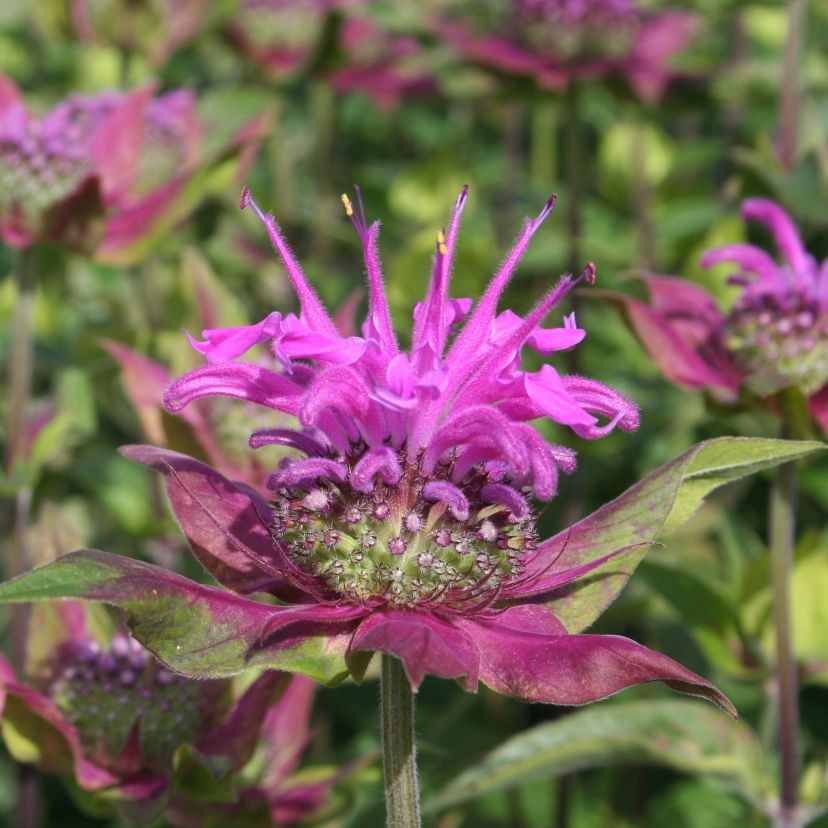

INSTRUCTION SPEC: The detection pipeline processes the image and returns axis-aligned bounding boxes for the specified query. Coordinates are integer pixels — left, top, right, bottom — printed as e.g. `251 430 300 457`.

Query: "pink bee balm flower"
441 0 700 103
71 185 734 714
611 199 828 434
0 601 306 823
0 75 266 262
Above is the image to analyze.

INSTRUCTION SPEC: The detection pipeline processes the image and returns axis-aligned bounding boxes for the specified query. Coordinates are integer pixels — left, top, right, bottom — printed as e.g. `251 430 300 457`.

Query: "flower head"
0 75 266 261
164 186 637 612
0 601 304 822
612 199 828 433
441 0 700 102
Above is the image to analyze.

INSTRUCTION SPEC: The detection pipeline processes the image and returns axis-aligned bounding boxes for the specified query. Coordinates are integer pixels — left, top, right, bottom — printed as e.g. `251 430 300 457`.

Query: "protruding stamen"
341 193 354 217
437 230 448 257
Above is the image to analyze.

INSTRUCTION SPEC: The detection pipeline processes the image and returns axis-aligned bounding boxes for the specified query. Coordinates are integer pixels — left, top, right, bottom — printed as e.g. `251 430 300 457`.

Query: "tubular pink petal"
561 376 640 438
164 363 303 414
241 188 338 337
350 447 402 493
448 195 557 370
424 407 530 475
422 480 470 521
342 190 397 354
249 428 329 457
185 312 283 363
266 458 348 490
479 483 529 519
523 365 599 429
412 185 470 356
511 423 560 499
444 274 582 418
810 386 828 435
549 444 578 474
741 198 810 277
701 244 784 288
299 367 371 428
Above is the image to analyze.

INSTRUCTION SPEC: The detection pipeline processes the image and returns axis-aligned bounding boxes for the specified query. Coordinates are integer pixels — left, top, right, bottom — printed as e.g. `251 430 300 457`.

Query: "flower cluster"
441 0 700 102
0 600 334 825
612 199 828 433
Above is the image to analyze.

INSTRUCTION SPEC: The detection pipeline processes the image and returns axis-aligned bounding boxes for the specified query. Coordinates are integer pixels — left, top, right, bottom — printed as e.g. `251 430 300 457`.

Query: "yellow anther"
341 193 354 217
437 230 448 256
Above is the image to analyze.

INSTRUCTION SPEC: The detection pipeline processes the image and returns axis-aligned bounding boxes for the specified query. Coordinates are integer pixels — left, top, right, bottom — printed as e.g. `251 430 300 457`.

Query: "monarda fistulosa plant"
0 187 819 826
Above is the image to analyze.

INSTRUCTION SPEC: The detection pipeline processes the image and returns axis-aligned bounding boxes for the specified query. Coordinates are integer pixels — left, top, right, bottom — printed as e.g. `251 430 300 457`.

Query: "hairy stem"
777 0 806 172
769 461 799 827
380 654 421 828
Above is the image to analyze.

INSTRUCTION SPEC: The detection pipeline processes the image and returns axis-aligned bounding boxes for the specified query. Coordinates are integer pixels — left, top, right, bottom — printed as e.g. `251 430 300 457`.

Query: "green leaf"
541 438 825 633
0 550 353 686
425 700 771 815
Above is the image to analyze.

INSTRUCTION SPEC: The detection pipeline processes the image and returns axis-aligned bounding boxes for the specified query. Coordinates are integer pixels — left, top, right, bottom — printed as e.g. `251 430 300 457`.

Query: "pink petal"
349 610 480 690
163 362 303 415
741 198 810 277
187 313 283 363
523 365 598 428
0 74 26 139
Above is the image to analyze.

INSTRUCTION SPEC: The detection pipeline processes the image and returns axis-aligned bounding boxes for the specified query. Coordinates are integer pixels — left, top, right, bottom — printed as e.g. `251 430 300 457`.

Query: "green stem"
777 0 806 172
380 654 421 828
5 249 37 473
769 461 799 827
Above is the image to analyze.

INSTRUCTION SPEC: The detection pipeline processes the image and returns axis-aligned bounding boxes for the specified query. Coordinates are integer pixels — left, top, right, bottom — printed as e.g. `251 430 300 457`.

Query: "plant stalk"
769 460 800 827
777 0 806 172
380 654 421 828
5 249 37 473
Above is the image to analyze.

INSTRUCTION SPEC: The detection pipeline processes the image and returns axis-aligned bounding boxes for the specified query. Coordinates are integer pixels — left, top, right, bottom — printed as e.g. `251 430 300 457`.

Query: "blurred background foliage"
0 0 827 825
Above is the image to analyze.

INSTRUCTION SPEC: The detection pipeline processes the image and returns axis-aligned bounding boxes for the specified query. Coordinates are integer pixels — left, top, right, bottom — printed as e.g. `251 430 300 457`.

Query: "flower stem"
777 0 806 172
380 654 421 828
5 248 37 473
769 460 800 827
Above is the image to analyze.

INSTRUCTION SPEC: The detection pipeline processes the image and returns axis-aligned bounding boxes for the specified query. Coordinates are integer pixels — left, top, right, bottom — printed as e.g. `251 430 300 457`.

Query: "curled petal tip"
239 186 251 210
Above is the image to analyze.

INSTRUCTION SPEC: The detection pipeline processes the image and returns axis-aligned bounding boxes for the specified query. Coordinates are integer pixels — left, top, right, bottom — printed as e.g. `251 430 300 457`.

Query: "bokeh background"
1 0 827 825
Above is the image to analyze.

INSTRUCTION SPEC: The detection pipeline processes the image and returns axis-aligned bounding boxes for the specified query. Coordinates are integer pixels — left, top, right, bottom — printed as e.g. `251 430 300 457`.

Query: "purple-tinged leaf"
0 551 356 685
517 438 825 633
